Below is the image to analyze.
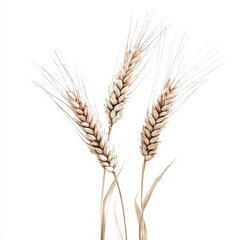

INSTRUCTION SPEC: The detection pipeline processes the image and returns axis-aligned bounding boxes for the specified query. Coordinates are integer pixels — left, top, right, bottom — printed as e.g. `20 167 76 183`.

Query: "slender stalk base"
140 160 146 209
113 172 128 240
100 169 106 239
139 158 147 240
100 125 113 239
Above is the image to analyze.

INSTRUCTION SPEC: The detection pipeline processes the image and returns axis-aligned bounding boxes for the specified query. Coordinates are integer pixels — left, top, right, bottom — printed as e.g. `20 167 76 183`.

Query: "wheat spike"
37 54 118 173
106 45 142 126
105 22 161 128
140 39 219 162
67 90 118 172
141 78 177 161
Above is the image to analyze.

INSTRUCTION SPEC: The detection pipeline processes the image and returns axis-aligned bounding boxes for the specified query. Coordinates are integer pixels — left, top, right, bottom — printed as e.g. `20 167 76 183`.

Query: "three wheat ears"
39 20 218 240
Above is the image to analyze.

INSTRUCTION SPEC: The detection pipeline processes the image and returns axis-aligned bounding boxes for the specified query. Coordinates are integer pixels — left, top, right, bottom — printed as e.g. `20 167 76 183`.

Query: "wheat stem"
140 160 146 209
100 125 112 238
100 169 106 239
140 159 146 240
113 172 128 240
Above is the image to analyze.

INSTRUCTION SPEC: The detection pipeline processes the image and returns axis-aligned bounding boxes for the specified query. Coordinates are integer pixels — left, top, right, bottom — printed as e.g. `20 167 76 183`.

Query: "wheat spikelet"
67 90 117 173
141 78 177 161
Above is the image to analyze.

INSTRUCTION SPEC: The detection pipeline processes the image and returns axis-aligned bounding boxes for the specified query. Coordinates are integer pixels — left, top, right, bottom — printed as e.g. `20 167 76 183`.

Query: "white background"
1 0 240 239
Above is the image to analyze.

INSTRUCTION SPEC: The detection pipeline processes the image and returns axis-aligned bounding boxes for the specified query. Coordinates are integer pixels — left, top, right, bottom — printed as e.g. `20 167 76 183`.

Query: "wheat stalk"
67 89 128 239
36 56 128 239
67 89 128 238
138 78 177 239
138 39 219 239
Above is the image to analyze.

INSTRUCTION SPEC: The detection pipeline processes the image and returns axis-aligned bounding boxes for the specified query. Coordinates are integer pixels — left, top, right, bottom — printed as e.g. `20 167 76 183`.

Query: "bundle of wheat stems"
38 19 218 240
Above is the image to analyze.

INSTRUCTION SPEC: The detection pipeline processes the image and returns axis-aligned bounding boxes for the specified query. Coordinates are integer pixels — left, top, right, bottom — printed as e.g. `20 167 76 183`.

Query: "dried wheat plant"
37 19 219 240
137 36 219 239
36 55 130 239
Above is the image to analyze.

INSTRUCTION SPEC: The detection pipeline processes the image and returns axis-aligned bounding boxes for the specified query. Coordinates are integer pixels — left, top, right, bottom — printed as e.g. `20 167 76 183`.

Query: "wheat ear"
141 78 177 162
105 21 163 128
105 46 141 127
67 90 117 172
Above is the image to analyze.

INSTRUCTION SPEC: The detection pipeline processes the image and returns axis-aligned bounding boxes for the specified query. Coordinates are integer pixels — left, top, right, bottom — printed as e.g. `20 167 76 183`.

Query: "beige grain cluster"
67 90 117 172
105 40 145 127
141 79 177 161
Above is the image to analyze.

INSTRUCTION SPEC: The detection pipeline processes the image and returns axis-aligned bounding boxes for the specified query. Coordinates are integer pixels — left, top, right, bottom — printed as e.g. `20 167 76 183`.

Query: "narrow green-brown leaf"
139 162 173 239
135 195 147 240
114 203 124 240
101 168 122 239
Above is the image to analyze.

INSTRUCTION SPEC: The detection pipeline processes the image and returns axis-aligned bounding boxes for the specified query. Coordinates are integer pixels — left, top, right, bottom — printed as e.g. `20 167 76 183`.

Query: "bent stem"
113 171 128 240
139 159 147 240
141 160 147 209
100 125 113 238
100 169 106 239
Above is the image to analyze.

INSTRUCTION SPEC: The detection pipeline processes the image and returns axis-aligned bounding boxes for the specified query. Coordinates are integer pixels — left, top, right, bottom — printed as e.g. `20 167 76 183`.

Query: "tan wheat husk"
141 78 177 161
37 58 118 173
105 20 165 128
67 90 118 172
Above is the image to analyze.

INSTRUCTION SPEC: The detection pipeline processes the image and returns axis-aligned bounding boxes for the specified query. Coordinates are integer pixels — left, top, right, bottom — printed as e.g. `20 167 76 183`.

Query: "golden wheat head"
105 22 164 128
37 56 118 173
141 79 177 161
140 38 219 163
67 90 118 172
